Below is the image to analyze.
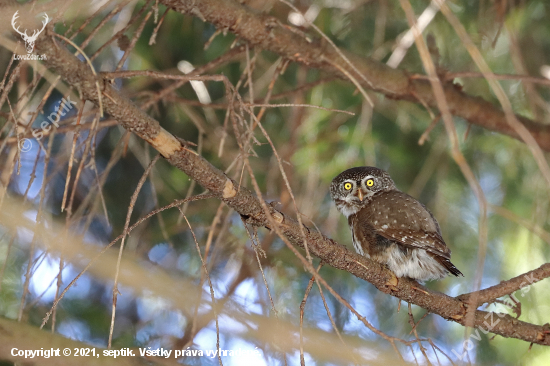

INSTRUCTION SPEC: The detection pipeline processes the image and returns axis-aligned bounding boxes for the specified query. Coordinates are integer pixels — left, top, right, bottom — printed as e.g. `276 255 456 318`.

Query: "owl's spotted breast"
330 166 463 281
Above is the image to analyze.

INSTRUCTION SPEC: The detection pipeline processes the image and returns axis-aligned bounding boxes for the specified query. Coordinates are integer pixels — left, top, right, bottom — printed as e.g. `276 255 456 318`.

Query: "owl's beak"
356 189 364 202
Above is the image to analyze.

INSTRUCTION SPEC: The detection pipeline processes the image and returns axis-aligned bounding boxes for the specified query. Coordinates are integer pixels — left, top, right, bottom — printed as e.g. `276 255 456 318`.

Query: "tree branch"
33 30 550 346
457 263 550 306
160 0 550 151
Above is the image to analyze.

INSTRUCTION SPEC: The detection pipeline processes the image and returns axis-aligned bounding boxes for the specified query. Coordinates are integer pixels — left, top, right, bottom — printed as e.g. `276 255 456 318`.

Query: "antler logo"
11 11 49 53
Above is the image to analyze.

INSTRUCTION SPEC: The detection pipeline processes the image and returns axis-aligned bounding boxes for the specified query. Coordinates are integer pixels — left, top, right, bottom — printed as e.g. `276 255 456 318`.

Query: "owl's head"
330 166 396 217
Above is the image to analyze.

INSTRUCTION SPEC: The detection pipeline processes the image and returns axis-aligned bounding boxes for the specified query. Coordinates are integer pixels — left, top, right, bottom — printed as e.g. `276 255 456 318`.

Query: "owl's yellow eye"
366 179 374 187
343 182 353 190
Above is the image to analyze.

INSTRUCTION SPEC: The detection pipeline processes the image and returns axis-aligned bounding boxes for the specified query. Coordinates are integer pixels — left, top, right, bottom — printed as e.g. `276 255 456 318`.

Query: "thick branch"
457 263 550 306
160 0 550 151
33 32 550 346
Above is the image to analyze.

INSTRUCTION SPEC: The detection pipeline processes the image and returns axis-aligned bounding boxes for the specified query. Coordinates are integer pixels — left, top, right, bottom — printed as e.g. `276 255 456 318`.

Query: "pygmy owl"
330 166 463 282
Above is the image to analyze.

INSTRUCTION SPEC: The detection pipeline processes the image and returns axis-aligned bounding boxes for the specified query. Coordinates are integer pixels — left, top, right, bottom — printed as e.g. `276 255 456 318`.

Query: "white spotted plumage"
330 166 463 282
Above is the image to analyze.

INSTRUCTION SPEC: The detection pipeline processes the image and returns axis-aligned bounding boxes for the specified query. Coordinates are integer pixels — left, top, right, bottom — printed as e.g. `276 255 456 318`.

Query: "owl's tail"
439 258 464 277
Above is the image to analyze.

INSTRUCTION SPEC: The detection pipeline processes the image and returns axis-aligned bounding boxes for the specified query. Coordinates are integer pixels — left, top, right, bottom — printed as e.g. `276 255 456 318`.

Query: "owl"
330 166 463 282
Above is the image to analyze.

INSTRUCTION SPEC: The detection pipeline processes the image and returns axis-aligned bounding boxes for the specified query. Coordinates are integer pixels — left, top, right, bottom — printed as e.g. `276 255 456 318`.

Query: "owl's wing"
362 191 451 259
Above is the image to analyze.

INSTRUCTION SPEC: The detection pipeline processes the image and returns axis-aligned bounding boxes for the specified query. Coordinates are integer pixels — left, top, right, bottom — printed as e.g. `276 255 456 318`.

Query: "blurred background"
0 0 550 365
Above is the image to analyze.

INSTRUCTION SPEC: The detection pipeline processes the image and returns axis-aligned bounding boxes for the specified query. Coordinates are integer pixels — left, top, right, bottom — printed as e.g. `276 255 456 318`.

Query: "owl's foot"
385 271 399 290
